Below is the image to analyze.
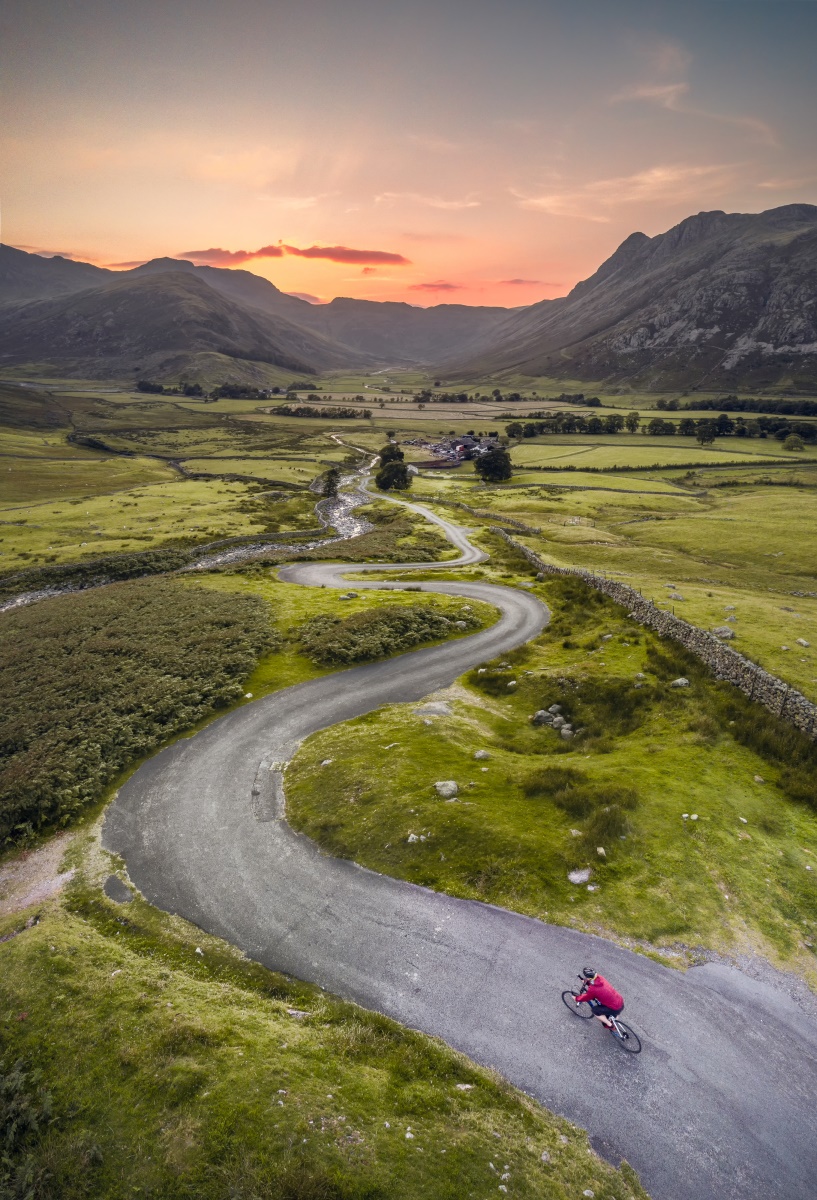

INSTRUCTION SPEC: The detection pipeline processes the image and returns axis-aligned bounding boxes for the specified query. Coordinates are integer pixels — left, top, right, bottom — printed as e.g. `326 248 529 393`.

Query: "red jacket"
577 975 623 1010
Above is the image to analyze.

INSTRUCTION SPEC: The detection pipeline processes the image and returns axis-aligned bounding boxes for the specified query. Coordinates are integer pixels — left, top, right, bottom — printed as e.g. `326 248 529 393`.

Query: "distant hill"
0 246 513 369
443 204 817 390
0 271 370 378
0 245 111 304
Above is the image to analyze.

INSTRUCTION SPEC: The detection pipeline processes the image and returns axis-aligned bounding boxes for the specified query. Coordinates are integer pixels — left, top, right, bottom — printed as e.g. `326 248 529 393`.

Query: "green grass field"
509 438 797 471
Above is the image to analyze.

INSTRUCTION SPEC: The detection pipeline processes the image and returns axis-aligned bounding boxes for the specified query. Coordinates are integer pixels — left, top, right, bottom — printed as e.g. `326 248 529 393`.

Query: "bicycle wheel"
562 990 594 1019
612 1021 642 1053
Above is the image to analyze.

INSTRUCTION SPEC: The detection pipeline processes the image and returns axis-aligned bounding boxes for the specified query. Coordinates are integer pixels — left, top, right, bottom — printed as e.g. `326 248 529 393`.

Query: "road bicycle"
561 977 642 1054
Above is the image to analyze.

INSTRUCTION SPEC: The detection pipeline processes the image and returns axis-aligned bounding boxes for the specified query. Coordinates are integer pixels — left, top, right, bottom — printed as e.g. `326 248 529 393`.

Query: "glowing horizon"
3 0 816 308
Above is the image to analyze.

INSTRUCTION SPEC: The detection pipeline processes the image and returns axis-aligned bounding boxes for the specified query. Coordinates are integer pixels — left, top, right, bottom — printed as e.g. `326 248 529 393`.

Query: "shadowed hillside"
0 270 372 378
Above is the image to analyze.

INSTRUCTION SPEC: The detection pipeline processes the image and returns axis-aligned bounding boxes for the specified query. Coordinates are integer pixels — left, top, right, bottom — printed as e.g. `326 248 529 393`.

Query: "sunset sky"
3 0 816 306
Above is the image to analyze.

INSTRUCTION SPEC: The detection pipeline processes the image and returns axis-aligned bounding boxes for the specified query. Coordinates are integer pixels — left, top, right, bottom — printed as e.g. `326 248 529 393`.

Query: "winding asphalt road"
104 494 817 1200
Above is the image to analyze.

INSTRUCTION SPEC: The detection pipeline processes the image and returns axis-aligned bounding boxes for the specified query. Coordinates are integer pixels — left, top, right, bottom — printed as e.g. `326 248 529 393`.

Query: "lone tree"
375 460 411 491
322 466 341 497
696 421 716 446
784 433 805 451
474 446 512 483
625 411 640 433
379 443 404 465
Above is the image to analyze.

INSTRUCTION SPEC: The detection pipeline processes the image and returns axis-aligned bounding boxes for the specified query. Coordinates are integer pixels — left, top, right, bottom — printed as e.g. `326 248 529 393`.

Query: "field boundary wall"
492 527 817 740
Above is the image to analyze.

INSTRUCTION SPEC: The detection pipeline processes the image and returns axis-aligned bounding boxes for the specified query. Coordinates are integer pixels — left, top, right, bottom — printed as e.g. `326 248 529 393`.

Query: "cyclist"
575 967 624 1030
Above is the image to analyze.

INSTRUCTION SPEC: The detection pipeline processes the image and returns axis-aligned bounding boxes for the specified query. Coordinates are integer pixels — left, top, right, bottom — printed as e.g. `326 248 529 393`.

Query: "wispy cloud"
513 162 739 221
109 259 150 268
613 80 776 146
285 291 323 304
408 280 462 293
376 191 481 210
499 278 553 286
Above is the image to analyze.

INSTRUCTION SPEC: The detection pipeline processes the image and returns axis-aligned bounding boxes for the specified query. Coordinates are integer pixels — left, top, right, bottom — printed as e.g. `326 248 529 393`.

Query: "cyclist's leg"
592 1002 616 1028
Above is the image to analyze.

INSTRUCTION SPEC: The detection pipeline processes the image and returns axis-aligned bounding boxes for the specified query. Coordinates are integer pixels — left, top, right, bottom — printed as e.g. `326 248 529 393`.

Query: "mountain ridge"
444 204 817 390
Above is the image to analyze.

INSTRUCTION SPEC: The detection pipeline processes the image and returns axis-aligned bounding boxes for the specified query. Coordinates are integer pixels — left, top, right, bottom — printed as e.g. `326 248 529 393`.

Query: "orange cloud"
179 245 284 266
283 244 409 264
408 280 462 292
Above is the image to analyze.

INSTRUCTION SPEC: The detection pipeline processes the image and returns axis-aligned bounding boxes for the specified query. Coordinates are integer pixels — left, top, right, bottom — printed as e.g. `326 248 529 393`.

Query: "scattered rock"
560 726 574 739
407 833 419 843
713 627 735 639
635 672 646 680
570 829 581 837
739 817 748 824
244 692 253 699
690 814 699 821
461 605 472 612
548 704 562 714
634 682 644 689
286 1009 310 1019
532 710 553 726
474 750 491 760
552 715 566 729
596 847 606 857
435 781 458 799
415 702 452 717
568 868 591 885
540 1151 550 1163
781 645 790 651
507 680 517 688
103 875 133 904
796 638 810 648
455 1083 474 1091
321 759 334 766
754 775 765 783
682 813 689 819
724 605 736 610
478 668 486 674
669 593 684 601
454 620 468 630
670 677 690 688
601 634 613 642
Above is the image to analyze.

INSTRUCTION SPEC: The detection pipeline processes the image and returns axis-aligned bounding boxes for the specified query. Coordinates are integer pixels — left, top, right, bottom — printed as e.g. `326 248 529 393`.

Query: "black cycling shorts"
589 1001 623 1018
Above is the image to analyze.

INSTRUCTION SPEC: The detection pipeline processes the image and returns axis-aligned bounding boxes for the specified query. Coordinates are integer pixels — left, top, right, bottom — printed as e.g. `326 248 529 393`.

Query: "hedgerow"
0 579 275 844
296 603 480 665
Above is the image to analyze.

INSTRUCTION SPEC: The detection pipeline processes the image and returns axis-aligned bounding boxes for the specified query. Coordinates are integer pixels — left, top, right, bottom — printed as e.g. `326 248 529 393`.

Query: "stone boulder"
474 750 491 760
532 710 554 726
435 780 458 799
670 677 690 688
568 868 591 884
713 626 735 639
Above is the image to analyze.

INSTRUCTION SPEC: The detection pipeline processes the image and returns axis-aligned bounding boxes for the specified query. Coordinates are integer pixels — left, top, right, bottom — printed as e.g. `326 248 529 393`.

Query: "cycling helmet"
582 967 597 979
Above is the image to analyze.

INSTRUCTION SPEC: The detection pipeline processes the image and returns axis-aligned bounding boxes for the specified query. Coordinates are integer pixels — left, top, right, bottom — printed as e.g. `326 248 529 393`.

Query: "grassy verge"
0 869 647 1200
286 564 817 979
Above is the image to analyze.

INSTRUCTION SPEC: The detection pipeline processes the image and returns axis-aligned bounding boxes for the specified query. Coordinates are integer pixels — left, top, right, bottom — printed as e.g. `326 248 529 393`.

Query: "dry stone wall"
493 528 817 740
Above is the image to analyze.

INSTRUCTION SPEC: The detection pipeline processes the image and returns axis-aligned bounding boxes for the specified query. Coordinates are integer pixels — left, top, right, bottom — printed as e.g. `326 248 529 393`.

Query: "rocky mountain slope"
443 204 817 390
0 270 369 378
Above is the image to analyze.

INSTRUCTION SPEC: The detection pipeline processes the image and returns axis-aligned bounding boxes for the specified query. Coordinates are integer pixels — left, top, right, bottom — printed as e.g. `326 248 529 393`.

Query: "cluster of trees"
375 442 410 490
506 410 816 446
680 395 817 416
277 404 372 419
136 379 204 397
507 413 629 438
